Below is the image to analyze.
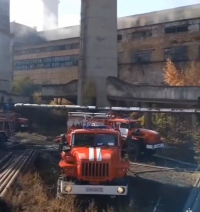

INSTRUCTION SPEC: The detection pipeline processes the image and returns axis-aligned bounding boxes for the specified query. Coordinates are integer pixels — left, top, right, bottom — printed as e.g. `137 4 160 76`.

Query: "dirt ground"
0 151 193 212
0 133 198 212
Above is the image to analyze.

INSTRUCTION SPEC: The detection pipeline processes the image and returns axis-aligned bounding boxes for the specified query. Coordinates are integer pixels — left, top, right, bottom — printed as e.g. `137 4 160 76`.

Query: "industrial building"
8 2 200 107
12 4 200 87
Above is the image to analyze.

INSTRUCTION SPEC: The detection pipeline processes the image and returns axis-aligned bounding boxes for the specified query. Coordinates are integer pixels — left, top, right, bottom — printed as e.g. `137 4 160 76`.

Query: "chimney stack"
42 0 59 30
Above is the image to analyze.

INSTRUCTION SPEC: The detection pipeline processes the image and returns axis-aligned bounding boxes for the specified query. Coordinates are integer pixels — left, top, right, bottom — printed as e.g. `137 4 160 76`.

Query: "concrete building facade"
12 4 200 88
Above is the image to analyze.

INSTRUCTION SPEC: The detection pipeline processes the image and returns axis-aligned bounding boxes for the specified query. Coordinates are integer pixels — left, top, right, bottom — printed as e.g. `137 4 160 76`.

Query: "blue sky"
10 0 200 30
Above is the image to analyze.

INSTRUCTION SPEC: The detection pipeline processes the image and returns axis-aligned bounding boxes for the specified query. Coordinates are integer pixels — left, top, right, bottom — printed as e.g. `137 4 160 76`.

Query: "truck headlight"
117 187 125 194
64 185 72 192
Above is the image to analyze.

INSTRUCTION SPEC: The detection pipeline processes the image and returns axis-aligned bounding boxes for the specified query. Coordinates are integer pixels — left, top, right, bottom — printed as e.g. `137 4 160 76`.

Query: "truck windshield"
73 133 118 147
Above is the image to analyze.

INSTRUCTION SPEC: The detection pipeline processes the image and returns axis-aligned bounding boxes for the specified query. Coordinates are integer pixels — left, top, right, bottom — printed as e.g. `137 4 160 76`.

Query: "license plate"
85 187 104 192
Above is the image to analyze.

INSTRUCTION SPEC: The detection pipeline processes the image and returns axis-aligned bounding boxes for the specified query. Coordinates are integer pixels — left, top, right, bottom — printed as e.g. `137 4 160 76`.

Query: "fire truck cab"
57 124 129 197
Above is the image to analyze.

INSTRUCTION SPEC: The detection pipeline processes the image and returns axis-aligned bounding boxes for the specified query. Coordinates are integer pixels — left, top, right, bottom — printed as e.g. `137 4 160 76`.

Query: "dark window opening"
164 46 188 61
131 50 152 64
117 34 122 41
165 25 188 34
132 30 152 39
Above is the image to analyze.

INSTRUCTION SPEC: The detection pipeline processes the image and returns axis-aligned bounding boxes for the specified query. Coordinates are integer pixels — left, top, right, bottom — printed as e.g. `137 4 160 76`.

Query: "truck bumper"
60 181 128 195
146 143 165 149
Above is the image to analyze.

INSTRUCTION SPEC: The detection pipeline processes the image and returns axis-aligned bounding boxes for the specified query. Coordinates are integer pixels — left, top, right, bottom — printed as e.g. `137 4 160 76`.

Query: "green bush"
152 113 192 145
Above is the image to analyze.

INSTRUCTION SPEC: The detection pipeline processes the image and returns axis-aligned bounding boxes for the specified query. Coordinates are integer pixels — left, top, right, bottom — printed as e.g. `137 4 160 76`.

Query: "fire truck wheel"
0 133 7 147
127 141 140 161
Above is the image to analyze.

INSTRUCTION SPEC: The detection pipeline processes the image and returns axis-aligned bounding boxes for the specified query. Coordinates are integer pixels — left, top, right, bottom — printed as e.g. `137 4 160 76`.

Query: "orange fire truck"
0 110 28 147
91 114 164 159
57 124 129 196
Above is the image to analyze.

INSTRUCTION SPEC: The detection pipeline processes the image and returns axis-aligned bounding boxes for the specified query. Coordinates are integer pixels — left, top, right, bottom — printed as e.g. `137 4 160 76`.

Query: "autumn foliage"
164 59 200 86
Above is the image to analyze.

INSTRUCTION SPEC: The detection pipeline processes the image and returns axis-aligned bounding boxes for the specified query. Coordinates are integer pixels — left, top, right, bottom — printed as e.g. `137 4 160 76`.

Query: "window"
117 34 122 41
72 133 118 147
71 43 79 49
165 25 188 34
131 50 152 64
95 134 118 147
73 134 94 146
132 30 152 39
14 43 79 55
14 55 79 70
164 46 188 61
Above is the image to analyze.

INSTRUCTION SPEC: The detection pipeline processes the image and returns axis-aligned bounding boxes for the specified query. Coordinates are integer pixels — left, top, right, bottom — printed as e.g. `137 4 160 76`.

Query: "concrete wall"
13 38 79 84
0 0 11 93
41 80 78 97
107 77 200 102
0 91 30 103
78 0 118 106
118 18 200 85
41 77 200 103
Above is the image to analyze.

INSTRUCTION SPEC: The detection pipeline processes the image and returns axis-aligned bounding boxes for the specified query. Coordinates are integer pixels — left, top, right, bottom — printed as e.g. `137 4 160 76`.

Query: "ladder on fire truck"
7 112 15 141
0 105 16 142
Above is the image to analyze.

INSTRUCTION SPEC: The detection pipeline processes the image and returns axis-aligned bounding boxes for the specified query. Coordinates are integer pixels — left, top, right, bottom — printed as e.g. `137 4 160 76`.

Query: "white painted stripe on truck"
89 147 94 161
96 148 102 161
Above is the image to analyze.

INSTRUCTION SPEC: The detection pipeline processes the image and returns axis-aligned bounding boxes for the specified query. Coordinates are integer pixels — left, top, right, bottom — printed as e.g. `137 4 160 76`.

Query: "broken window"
132 30 152 39
164 46 188 61
14 54 79 70
14 43 79 56
131 50 152 64
165 25 188 34
117 34 122 41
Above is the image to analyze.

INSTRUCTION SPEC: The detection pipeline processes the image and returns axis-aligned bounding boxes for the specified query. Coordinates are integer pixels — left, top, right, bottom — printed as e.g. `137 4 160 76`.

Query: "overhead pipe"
14 103 200 113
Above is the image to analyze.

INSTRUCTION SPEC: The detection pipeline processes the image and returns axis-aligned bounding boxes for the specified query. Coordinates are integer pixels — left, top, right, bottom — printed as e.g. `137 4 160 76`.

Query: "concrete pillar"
144 103 152 129
0 0 11 94
78 0 118 106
